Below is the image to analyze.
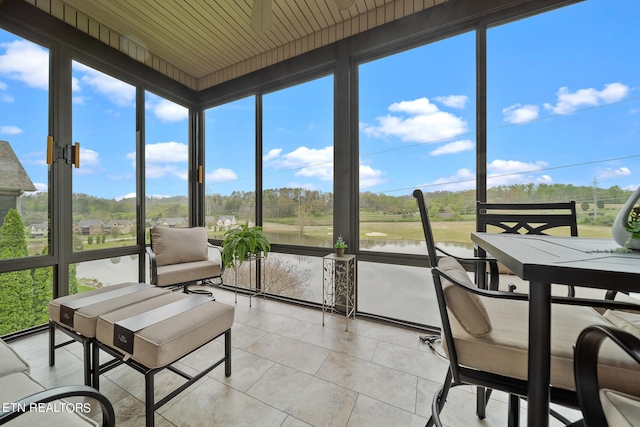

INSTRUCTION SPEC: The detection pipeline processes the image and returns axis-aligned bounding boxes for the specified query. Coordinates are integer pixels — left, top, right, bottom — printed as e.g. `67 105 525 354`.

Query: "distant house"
217 215 236 228
73 219 106 235
204 216 216 228
104 219 133 235
30 222 48 238
0 141 37 225
157 217 189 228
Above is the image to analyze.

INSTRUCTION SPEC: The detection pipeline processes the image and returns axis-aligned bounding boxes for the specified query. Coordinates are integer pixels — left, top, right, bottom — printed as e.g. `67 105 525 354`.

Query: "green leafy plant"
624 206 640 242
221 223 271 269
334 235 347 249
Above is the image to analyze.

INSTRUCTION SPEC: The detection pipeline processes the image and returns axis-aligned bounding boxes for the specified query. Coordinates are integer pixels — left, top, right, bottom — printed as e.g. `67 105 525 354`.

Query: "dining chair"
476 201 578 294
413 189 640 427
574 325 640 427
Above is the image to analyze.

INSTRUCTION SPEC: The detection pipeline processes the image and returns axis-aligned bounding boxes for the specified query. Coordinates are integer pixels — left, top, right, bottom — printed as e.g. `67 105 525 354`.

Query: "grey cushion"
600 388 640 427
151 226 209 267
443 297 640 396
156 260 221 287
49 283 169 337
96 293 234 369
438 257 492 337
603 309 640 337
0 372 98 426
0 338 30 376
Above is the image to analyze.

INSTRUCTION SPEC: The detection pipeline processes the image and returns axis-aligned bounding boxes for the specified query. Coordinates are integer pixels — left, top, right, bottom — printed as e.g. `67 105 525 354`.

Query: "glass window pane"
73 256 139 290
205 96 255 236
0 31 49 259
72 61 136 251
358 262 439 326
488 0 640 236
262 76 334 247
358 32 476 255
145 92 189 240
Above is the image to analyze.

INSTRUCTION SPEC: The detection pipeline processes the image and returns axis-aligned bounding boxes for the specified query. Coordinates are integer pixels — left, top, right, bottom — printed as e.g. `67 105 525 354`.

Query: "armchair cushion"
603 309 640 336
600 388 640 427
438 257 492 337
0 338 29 377
151 226 208 267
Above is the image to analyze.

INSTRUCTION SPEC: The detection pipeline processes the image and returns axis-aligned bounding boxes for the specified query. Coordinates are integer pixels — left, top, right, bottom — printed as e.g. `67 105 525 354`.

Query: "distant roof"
161 217 188 226
0 141 37 194
76 219 105 227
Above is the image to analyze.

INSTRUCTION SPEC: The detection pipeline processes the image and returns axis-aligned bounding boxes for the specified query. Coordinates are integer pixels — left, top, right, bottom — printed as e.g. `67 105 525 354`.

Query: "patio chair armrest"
434 250 500 292
574 325 640 427
145 246 158 285
0 385 115 427
432 266 528 302
207 241 225 276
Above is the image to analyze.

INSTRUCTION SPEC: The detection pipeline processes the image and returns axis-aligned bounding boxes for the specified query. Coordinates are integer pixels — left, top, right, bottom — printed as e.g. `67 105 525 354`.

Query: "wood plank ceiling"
24 0 446 90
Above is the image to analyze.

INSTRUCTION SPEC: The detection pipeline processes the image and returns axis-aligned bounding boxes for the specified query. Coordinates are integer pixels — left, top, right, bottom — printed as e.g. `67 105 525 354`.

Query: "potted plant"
624 206 640 250
221 223 271 269
334 235 347 257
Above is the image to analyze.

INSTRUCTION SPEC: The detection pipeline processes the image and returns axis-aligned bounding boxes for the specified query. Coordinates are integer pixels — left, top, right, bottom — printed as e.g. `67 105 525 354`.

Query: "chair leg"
427 368 453 427
476 386 492 419
507 394 520 427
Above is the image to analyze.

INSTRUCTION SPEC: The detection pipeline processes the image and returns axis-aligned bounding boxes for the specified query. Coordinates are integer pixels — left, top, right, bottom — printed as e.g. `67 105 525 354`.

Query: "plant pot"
335 248 345 257
626 237 640 251
612 186 640 247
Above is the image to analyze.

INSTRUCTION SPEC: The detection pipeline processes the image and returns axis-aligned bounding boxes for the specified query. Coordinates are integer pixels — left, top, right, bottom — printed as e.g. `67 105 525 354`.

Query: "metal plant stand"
322 253 356 331
234 254 266 307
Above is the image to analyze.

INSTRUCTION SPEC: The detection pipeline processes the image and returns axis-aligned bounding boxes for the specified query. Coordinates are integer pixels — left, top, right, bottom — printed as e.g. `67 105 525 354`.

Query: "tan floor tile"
248 364 357 427
316 351 418 412
299 324 379 361
347 319 424 350
247 311 314 340
208 348 274 392
162 377 287 427
246 333 330 374
372 341 449 382
347 394 428 427
229 322 269 350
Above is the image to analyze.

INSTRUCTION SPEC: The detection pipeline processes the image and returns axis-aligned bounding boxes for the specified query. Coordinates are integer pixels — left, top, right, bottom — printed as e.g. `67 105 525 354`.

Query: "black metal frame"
93 328 231 427
146 230 225 295
574 325 640 427
48 320 94 386
475 201 578 292
0 383 115 427
413 189 640 427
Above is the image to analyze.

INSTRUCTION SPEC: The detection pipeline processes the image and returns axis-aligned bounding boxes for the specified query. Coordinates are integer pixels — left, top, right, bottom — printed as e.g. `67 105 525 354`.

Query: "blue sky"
1 0 639 201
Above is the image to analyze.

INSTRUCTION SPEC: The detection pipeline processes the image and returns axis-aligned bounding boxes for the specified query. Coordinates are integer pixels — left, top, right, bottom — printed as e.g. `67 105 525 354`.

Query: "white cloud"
145 164 188 180
263 148 282 162
0 81 6 90
418 168 476 192
360 165 385 188
0 40 49 90
131 142 188 163
1 125 22 135
363 97 468 143
153 99 188 122
74 62 135 107
502 104 540 124
206 168 238 183
1 94 13 103
623 184 640 192
599 167 631 179
434 95 468 109
34 182 48 192
266 145 334 181
430 139 474 156
486 159 549 187
544 82 628 115
80 148 101 167
115 193 136 201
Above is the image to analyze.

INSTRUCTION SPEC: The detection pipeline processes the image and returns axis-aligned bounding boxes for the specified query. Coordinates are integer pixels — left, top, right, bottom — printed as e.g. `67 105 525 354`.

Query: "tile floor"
8 287 581 427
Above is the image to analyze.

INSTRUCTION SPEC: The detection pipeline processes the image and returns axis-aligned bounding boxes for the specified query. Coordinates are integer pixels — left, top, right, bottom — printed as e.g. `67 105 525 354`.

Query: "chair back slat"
477 201 578 236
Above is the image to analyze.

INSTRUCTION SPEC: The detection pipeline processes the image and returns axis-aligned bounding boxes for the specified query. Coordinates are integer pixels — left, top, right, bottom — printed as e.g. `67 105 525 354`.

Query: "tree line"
16 183 634 227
